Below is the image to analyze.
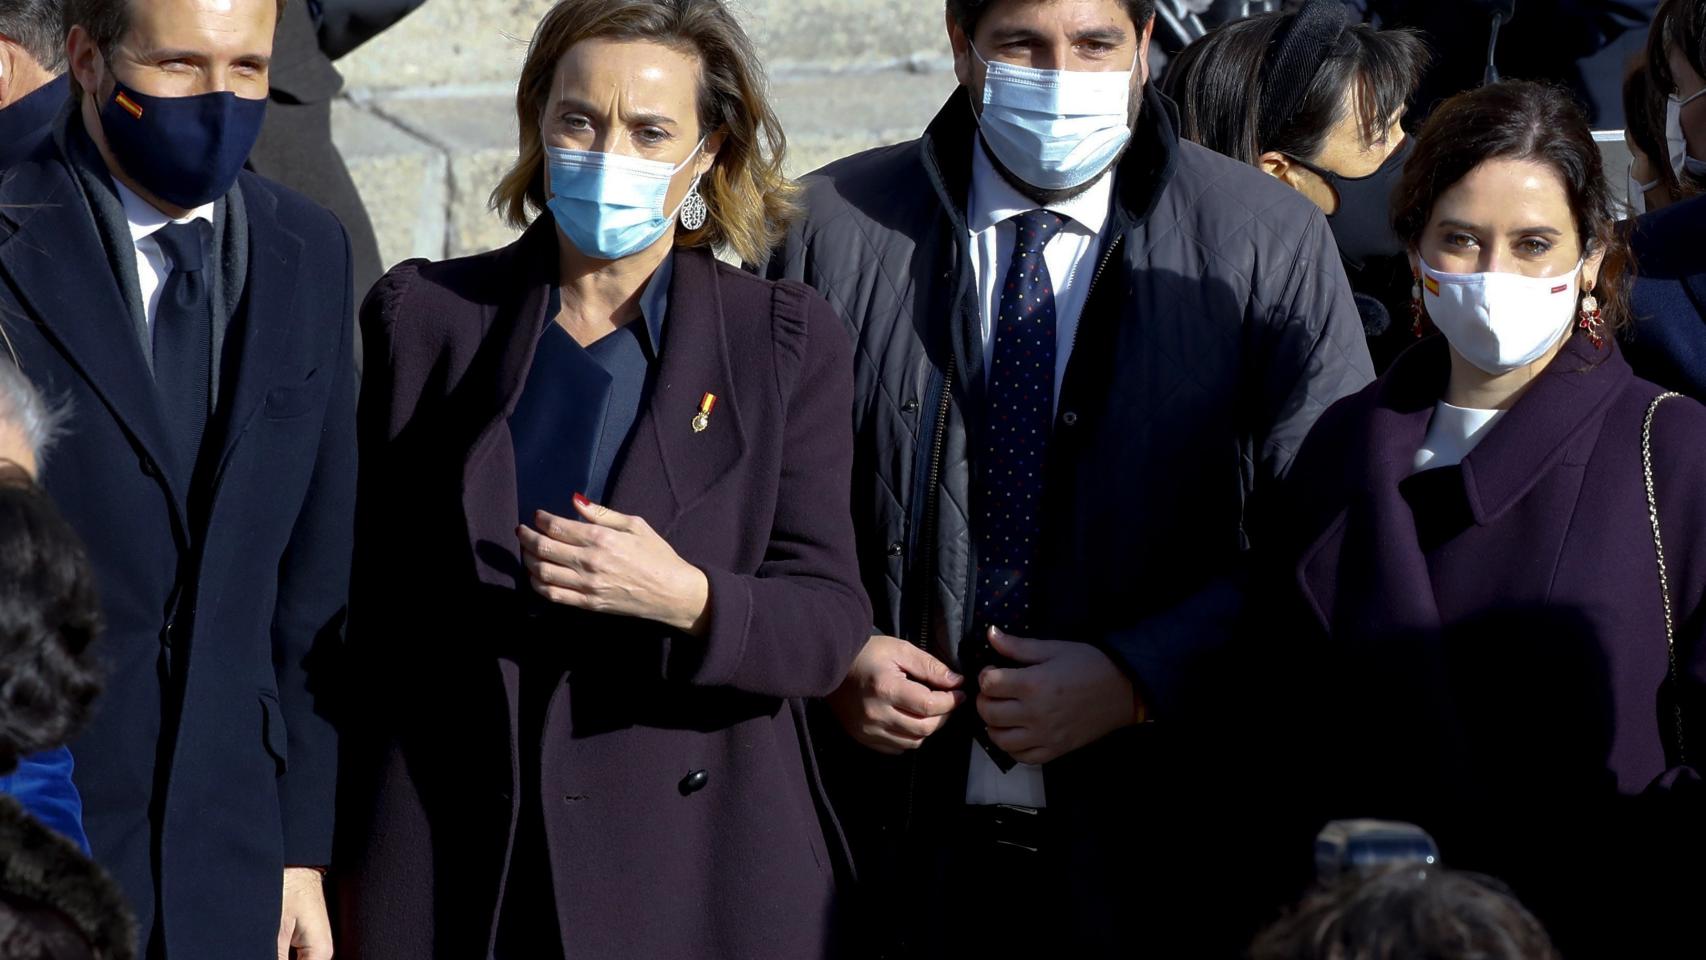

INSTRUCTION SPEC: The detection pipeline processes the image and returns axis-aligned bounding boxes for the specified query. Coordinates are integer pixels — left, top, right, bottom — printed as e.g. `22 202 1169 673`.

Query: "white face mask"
1419 257 1583 375
1665 87 1706 179
1628 164 1661 216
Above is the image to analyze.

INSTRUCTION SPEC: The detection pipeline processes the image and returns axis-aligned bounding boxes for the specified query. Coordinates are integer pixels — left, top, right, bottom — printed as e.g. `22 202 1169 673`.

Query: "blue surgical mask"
98 71 268 209
545 141 704 261
970 44 1135 191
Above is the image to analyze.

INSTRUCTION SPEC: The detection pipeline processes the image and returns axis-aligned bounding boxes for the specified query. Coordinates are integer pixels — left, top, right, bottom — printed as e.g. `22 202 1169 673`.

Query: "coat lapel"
0 153 187 523
1295 339 1445 638
603 248 746 536
462 224 556 589
1457 332 1625 525
208 176 304 486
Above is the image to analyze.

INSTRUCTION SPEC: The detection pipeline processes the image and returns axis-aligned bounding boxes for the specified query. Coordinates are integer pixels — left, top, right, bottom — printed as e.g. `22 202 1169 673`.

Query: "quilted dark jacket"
768 86 1374 954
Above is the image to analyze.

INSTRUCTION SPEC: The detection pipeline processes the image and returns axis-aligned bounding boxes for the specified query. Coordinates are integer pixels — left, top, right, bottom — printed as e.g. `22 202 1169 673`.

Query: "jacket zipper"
914 357 956 648
902 355 955 835
1071 234 1125 358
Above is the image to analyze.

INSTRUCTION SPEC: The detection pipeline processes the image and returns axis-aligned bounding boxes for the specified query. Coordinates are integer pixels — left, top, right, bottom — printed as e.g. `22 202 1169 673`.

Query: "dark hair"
1652 0 1706 98
1250 865 1560 960
0 0 64 71
1164 10 1428 167
945 0 1155 36
0 466 102 776
62 0 285 93
1652 0 1706 191
1393 81 1631 333
1624 60 1685 200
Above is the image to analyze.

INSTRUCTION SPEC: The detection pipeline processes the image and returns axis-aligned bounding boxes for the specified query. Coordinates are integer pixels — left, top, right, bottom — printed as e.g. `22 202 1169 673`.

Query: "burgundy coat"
336 225 870 959
1269 331 1706 954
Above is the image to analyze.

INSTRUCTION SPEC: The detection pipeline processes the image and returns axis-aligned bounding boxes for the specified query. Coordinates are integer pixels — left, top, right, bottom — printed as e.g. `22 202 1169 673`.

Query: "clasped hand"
518 495 711 636
829 627 1144 764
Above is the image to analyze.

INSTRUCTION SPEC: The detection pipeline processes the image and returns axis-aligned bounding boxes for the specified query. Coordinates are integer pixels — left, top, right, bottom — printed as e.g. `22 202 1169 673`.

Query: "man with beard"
769 0 1372 954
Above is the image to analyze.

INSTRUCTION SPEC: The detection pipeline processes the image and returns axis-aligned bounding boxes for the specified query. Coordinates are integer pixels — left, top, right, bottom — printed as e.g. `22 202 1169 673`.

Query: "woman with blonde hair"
336 2 870 957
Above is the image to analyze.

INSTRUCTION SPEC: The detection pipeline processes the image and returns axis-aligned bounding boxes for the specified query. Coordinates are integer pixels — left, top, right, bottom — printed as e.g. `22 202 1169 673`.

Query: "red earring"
1578 289 1604 349
1411 276 1427 338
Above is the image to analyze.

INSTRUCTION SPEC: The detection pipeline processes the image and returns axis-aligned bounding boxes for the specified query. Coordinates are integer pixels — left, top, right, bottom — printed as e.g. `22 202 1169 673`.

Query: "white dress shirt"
1413 401 1507 474
113 180 216 337
964 135 1117 809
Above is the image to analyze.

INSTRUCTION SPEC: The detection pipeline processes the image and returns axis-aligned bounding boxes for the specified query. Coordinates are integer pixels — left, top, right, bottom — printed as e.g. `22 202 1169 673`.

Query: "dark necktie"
152 219 214 477
975 209 1065 638
969 210 1065 771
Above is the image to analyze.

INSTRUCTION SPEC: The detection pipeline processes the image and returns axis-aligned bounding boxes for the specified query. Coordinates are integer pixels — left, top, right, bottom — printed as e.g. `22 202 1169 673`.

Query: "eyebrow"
140 47 271 67
1071 26 1130 45
550 97 679 128
983 25 1129 45
1438 218 1564 237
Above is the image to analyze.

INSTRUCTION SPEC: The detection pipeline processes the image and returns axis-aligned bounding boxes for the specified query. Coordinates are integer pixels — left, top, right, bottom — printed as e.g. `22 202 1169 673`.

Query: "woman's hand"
519 495 711 635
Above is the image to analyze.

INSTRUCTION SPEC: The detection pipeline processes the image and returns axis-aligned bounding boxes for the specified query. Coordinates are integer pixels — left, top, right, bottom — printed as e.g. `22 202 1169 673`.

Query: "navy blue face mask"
98 70 268 209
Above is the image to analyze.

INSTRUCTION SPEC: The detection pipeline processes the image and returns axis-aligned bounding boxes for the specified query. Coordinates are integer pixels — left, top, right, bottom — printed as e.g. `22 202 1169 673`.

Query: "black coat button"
679 770 709 795
887 541 904 557
902 399 920 413
1061 411 1079 427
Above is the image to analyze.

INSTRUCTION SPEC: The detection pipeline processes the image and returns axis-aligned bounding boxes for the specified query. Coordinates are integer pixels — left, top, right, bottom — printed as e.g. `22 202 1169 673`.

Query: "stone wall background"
330 0 960 270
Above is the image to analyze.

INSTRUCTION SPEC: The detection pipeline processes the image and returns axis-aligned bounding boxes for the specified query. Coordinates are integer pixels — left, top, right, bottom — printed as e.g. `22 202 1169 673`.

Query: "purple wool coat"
1269 331 1706 954
335 224 870 960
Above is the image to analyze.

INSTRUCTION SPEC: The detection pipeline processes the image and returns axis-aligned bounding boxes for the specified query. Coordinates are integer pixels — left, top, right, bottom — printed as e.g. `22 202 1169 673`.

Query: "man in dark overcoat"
0 0 355 956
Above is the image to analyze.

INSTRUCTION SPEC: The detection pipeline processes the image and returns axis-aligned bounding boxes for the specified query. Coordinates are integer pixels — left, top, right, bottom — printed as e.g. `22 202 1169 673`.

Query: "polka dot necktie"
975 209 1065 638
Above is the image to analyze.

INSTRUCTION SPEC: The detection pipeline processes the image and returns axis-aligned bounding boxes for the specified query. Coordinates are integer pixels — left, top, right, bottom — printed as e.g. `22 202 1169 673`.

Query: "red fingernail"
573 492 591 508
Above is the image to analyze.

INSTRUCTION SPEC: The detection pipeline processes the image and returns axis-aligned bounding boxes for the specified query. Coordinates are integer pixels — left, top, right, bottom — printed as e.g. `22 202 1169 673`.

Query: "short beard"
978 83 1144 206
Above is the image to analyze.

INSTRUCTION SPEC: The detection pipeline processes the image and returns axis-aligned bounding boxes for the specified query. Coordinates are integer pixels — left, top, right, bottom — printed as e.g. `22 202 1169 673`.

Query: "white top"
964 136 1116 810
113 180 216 336
1412 401 1508 473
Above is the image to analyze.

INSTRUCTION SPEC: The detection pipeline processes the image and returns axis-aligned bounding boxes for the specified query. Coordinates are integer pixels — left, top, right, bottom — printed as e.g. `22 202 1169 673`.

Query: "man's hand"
977 627 1144 765
828 635 966 754
278 867 333 960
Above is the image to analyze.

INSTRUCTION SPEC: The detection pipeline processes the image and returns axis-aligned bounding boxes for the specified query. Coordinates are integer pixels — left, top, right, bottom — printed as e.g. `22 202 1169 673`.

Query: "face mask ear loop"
662 138 710 222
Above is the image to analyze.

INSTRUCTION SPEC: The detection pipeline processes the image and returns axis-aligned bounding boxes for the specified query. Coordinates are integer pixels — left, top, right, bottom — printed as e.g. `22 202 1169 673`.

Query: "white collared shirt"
969 133 1115 409
112 180 216 336
1413 401 1507 474
964 135 1117 810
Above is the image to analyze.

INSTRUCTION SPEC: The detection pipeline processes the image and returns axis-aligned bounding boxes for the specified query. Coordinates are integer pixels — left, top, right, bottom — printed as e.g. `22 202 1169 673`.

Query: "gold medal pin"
692 392 717 433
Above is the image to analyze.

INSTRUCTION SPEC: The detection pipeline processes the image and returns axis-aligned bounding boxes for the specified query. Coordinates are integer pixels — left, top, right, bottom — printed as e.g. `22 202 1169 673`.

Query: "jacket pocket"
263 369 321 421
259 692 289 775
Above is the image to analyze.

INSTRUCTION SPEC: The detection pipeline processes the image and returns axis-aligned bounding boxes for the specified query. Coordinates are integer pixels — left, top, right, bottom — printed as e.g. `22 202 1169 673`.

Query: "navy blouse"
509 254 671 521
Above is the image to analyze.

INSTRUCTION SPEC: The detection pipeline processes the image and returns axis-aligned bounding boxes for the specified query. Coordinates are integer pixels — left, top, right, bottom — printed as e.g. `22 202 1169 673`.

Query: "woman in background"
1165 0 1427 370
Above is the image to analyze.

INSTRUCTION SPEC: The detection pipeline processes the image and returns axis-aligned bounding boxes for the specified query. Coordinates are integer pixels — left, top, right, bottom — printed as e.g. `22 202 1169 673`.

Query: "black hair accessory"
1256 0 1352 149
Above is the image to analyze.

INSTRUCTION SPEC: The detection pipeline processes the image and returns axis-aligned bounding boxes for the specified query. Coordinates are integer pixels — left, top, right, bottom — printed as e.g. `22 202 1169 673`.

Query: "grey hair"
0 360 64 468
0 0 68 72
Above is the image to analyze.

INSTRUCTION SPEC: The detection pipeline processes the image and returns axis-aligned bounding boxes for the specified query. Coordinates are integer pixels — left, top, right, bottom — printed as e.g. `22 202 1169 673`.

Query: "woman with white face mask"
1623 0 1706 399
337 2 871 958
1262 81 1706 958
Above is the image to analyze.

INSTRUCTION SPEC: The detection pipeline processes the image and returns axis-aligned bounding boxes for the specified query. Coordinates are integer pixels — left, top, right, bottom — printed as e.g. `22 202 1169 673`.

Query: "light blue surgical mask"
546 140 704 260
970 44 1136 191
